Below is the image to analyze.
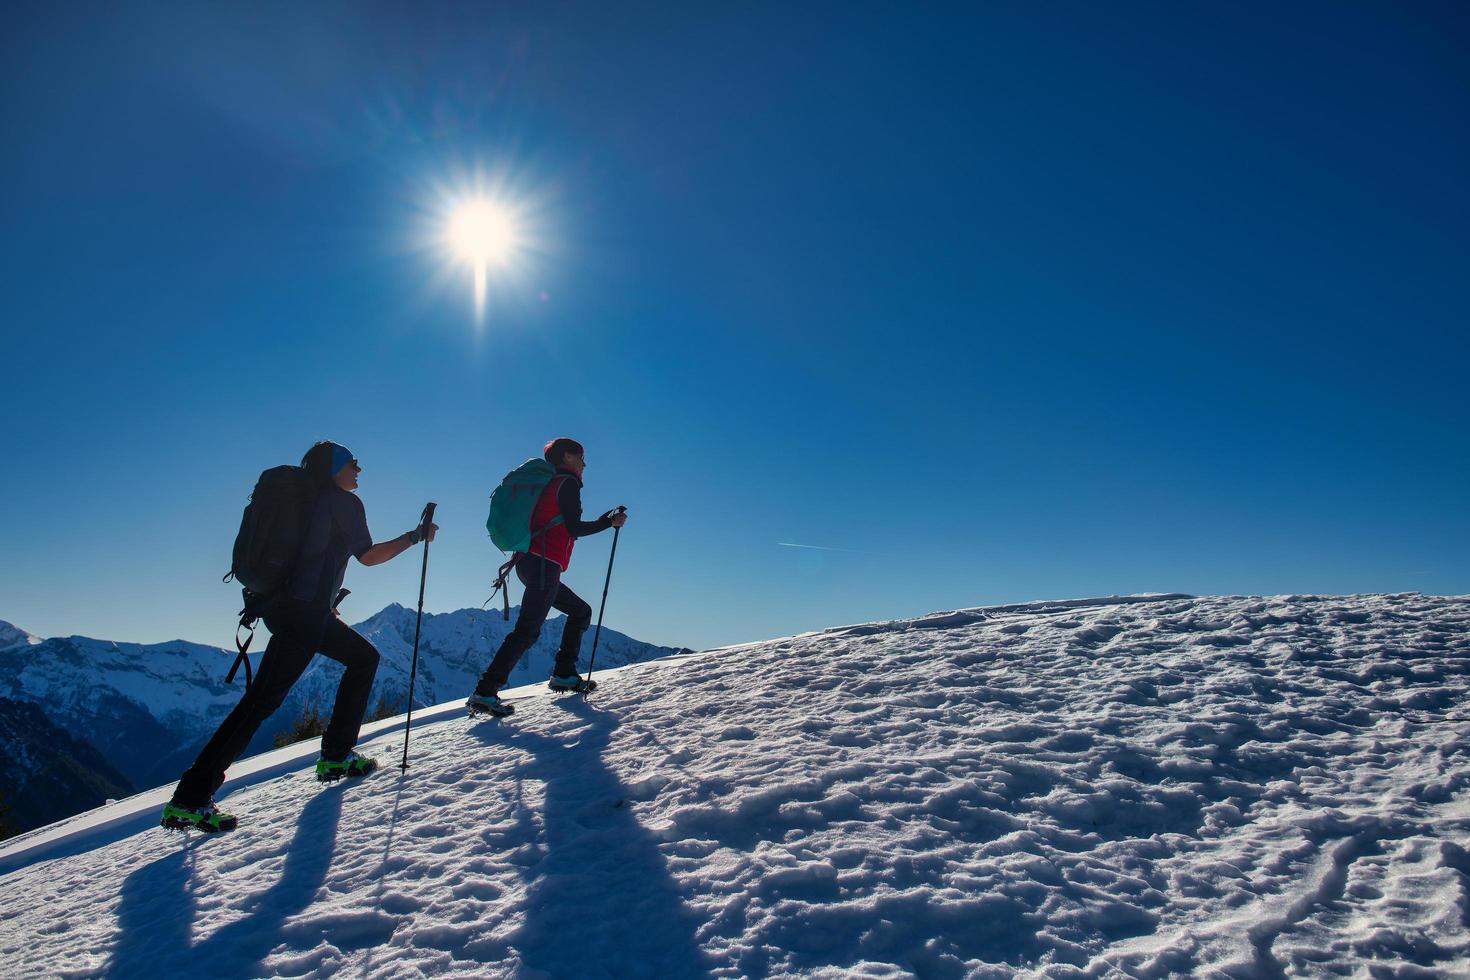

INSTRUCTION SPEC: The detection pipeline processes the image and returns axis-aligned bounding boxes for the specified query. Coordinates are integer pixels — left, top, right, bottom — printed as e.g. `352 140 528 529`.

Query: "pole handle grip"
420 501 437 528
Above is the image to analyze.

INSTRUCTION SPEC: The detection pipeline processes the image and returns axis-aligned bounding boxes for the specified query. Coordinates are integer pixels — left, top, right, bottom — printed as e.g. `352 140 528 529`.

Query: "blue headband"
330 444 356 476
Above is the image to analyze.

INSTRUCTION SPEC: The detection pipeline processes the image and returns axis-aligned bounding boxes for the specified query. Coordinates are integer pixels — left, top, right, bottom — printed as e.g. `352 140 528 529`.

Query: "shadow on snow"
109 788 346 979
106 699 708 977
470 697 712 979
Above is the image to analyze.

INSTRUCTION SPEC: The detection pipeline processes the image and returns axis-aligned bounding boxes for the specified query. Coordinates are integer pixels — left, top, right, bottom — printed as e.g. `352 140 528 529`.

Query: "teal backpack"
486 458 565 553
485 458 567 618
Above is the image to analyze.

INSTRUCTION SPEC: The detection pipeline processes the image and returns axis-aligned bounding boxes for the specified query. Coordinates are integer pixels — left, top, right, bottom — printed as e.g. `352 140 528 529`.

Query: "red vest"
528 474 577 571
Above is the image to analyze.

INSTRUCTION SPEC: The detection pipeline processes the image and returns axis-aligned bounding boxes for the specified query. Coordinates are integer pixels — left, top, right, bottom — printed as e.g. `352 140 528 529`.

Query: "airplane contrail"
777 542 877 555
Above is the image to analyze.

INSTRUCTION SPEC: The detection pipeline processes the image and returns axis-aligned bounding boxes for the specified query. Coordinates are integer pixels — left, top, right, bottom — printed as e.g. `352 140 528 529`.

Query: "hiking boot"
160 800 237 833
466 692 515 717
315 751 378 783
548 674 597 694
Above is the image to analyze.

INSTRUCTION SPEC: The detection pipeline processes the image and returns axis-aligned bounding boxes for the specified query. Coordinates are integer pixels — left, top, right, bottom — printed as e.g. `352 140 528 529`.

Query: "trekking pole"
584 506 626 698
399 501 436 771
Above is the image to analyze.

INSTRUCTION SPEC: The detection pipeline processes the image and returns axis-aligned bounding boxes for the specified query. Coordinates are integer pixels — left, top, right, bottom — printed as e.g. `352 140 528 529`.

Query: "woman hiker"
467 437 627 717
160 440 437 832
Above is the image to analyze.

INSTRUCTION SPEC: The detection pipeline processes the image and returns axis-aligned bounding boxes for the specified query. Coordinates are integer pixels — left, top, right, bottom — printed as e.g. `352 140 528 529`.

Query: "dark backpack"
227 465 316 597
223 465 315 687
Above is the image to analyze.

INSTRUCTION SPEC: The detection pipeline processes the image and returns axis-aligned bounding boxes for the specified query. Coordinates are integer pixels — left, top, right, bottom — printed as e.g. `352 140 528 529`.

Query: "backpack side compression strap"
226 619 255 690
488 555 518 621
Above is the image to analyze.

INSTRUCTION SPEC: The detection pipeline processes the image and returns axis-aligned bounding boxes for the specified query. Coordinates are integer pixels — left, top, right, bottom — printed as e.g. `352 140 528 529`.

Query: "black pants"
476 553 593 695
172 604 379 807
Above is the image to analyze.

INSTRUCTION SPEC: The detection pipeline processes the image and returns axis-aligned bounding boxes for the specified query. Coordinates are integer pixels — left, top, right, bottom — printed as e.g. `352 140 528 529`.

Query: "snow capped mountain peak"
0 620 40 650
355 601 418 632
2 593 1467 977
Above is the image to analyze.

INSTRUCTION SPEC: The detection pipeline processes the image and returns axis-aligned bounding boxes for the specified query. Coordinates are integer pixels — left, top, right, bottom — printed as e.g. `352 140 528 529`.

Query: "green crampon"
160 801 237 833
315 752 379 783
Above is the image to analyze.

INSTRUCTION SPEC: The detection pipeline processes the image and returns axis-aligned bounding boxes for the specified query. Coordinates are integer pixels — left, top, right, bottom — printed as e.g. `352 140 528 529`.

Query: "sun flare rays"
408 161 554 329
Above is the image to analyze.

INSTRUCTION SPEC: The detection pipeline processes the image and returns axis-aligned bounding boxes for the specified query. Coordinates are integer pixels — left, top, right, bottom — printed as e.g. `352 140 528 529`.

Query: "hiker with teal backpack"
160 441 439 833
468 437 627 717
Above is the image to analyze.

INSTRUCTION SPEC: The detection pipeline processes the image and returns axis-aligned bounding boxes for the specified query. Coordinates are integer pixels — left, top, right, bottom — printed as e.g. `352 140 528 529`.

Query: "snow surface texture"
2 593 1469 978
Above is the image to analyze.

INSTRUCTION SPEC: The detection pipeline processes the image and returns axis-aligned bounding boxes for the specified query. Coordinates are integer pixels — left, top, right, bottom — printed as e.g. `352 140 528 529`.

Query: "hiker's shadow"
471 699 711 978
109 787 344 979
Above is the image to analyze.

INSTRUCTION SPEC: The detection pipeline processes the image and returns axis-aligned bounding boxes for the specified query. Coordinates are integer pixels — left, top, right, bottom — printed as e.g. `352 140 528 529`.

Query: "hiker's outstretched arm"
358 523 439 566
557 480 614 538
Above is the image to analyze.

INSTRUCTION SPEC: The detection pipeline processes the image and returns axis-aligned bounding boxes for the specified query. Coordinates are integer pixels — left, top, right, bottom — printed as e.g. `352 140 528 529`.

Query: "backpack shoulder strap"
530 475 571 537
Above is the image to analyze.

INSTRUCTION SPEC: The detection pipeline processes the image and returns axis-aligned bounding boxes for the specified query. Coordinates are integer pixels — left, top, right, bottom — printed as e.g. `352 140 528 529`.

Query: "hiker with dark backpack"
467 437 627 717
160 441 438 833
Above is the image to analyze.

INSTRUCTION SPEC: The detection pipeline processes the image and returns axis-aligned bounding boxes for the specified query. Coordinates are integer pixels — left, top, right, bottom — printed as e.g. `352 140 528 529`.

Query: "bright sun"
445 199 518 320
448 199 517 266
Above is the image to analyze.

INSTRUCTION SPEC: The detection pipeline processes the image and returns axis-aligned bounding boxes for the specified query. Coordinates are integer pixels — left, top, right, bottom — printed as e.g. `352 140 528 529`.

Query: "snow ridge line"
677 595 1199 659
822 593 1196 640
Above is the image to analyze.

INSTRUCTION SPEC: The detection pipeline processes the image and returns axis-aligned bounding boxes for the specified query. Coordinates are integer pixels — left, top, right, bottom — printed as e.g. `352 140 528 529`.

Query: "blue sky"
2 2 1466 652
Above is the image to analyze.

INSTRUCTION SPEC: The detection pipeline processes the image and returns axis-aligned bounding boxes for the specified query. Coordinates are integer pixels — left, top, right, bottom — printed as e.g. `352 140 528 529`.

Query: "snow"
2 593 1469 978
0 619 40 650
1 635 243 723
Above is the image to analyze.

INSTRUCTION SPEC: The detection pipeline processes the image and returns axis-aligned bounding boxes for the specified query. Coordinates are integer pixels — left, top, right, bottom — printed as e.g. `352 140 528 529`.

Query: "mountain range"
0 609 686 834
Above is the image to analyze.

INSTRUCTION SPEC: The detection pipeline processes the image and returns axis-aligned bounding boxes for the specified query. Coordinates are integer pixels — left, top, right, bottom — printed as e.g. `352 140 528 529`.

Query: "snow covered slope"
2 593 1468 978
